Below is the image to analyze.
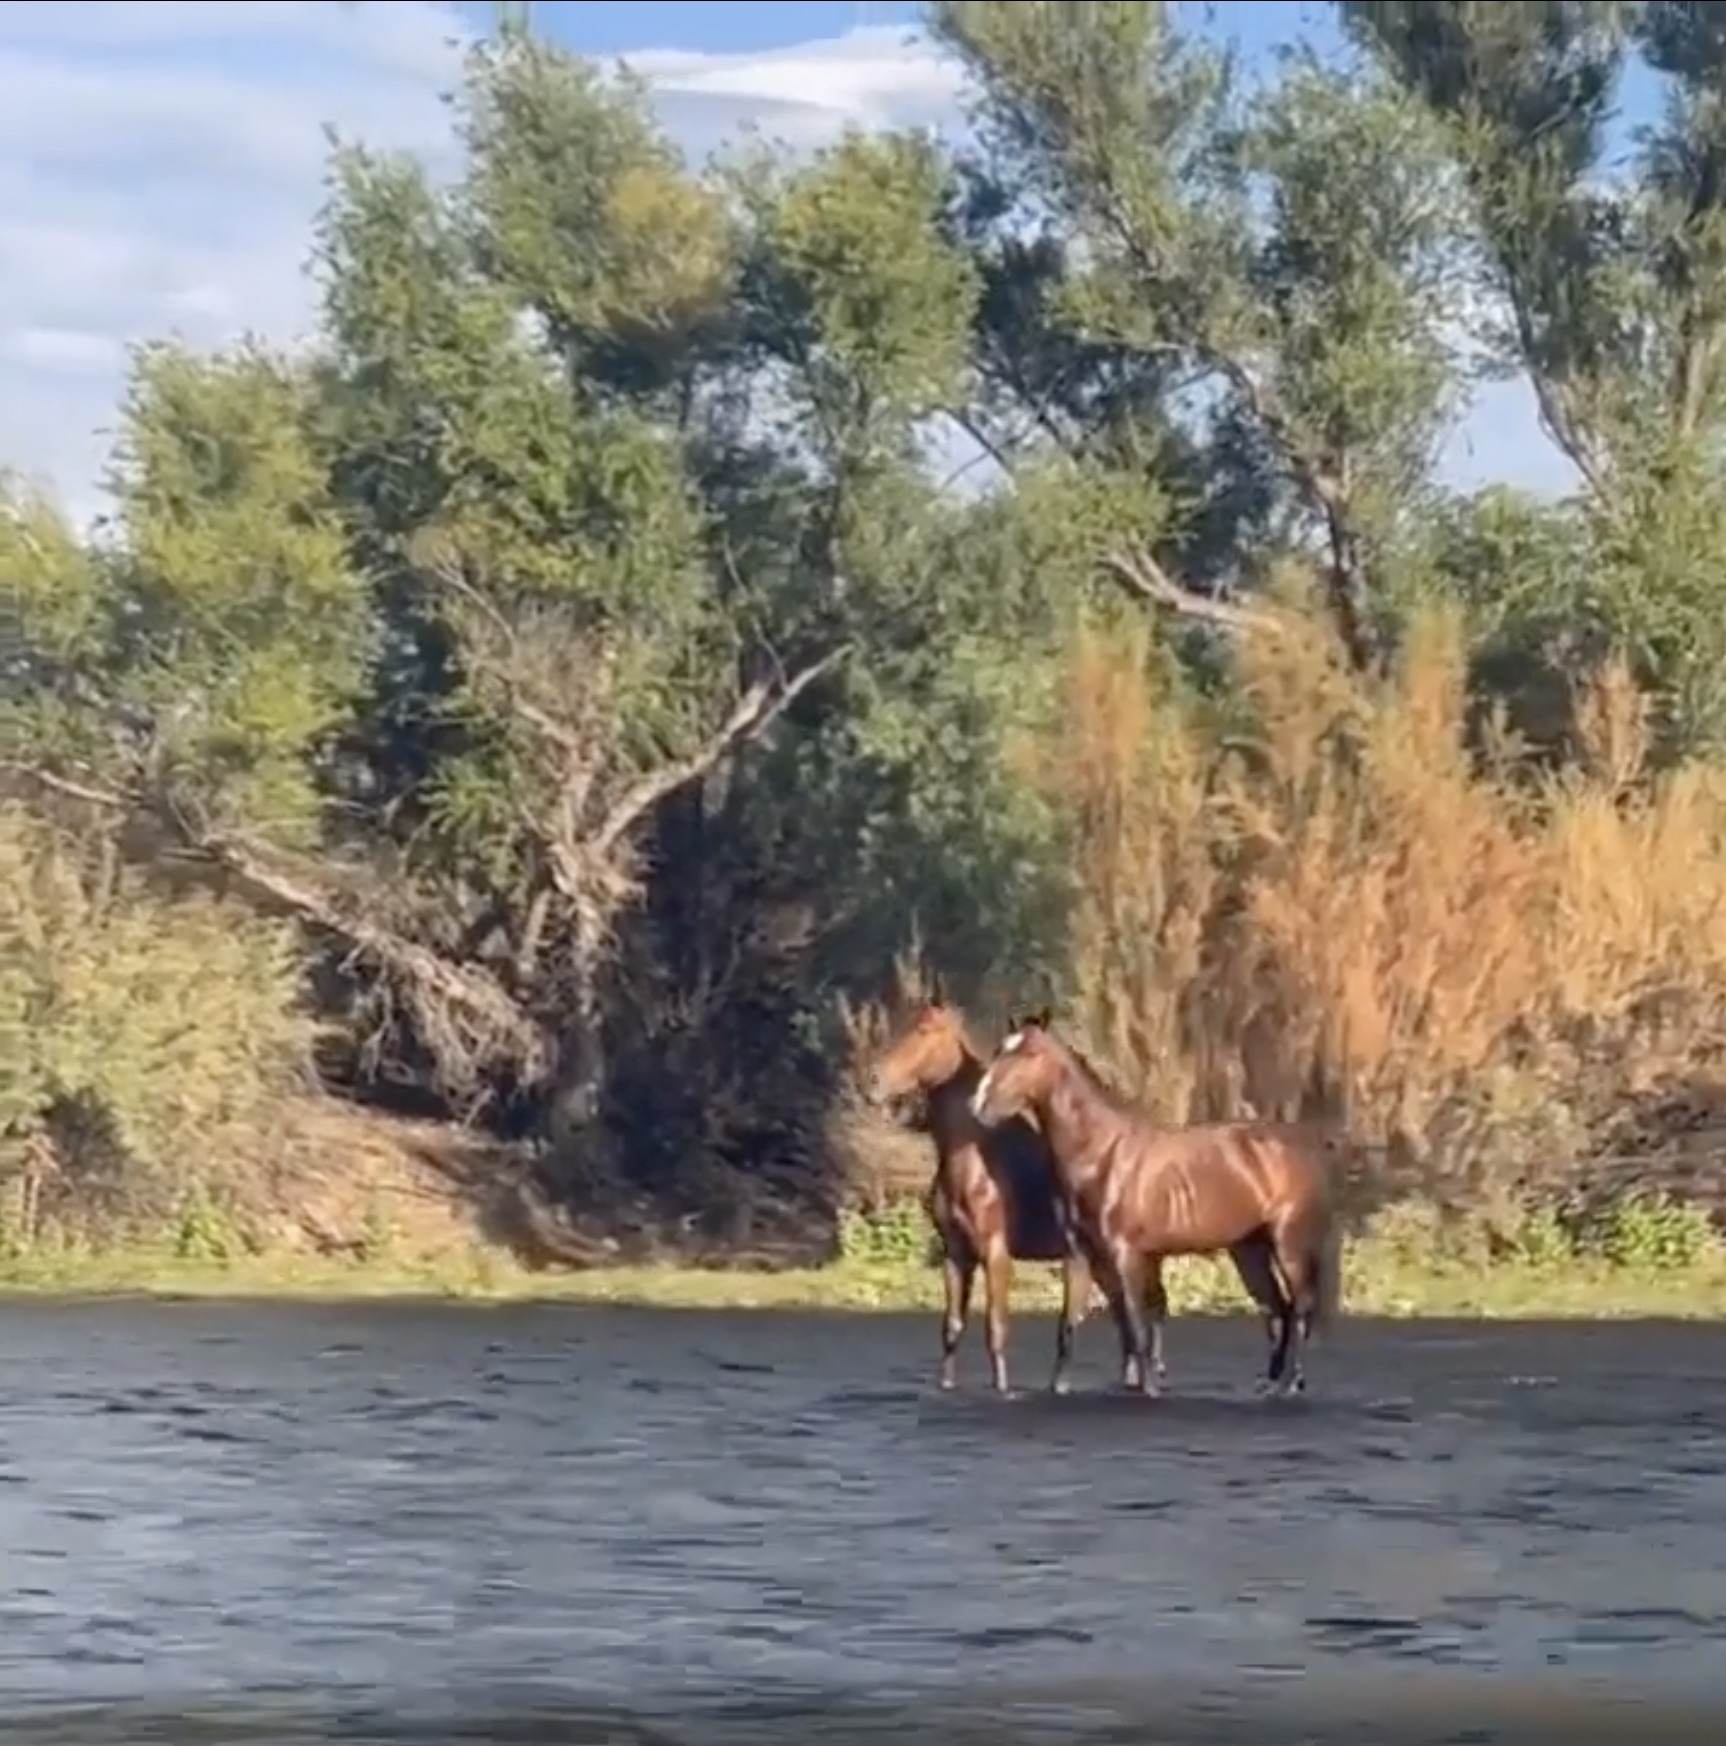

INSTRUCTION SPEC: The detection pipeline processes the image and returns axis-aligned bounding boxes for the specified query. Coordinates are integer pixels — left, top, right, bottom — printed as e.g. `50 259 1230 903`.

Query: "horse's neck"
1036 1063 1112 1181
926 1048 985 1150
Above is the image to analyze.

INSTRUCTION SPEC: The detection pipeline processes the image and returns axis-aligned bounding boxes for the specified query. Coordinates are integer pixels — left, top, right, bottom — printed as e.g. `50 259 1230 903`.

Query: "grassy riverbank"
2 1233 1724 1319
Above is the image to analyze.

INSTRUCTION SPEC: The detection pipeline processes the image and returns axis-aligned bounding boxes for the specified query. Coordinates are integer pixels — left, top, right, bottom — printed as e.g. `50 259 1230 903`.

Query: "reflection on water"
0 1303 1723 1743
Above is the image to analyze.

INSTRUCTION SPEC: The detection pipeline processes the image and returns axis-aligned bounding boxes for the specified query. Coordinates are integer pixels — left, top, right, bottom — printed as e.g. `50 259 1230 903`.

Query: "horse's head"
867 999 970 1109
969 1008 1057 1127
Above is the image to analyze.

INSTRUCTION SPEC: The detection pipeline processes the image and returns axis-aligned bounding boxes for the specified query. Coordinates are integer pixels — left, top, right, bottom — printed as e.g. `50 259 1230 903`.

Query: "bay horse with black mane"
968 1010 1342 1397
867 1000 1171 1395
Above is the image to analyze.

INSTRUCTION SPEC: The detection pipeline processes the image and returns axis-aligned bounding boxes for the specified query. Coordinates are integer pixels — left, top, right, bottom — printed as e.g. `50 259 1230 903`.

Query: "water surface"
0 1302 1720 1743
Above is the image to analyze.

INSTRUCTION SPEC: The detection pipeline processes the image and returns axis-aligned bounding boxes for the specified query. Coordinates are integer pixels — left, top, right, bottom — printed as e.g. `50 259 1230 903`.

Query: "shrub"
1579 1192 1718 1272
837 1197 936 1268
0 804 317 1239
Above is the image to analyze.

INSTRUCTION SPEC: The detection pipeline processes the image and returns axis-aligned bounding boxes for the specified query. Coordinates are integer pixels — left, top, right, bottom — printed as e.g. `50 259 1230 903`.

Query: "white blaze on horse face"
968 1064 995 1120
969 1031 1025 1120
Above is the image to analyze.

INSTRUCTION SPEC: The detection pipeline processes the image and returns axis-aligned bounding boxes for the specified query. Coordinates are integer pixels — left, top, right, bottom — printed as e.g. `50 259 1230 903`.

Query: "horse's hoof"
1050 1378 1073 1397
938 1375 958 1393
1282 1374 1307 1398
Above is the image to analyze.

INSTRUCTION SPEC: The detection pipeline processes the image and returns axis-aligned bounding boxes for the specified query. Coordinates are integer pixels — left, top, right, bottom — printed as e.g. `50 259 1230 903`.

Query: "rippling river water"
0 1301 1722 1744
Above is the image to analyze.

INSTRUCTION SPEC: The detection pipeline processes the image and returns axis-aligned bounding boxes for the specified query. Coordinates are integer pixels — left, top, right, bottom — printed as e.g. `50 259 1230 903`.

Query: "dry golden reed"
1031 595 1726 1212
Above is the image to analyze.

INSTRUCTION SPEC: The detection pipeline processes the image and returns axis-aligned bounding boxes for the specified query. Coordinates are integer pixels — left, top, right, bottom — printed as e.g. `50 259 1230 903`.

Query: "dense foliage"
9 1 1726 1253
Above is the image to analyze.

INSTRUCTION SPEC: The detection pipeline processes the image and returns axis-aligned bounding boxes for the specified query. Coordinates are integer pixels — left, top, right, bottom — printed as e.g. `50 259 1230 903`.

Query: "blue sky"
0 1 1663 525
474 1 1335 65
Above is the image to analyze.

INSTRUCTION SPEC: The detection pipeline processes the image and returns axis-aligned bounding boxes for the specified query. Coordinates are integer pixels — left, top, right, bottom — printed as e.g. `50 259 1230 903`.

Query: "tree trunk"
546 909 610 1175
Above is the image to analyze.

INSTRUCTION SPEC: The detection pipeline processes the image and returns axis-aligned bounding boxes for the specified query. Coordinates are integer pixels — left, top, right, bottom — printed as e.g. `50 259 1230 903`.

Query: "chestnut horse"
968 1012 1342 1396
867 1002 1170 1394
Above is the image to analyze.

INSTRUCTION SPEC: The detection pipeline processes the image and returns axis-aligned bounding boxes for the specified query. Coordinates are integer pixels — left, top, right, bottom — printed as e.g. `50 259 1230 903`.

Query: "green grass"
1 1234 1725 1318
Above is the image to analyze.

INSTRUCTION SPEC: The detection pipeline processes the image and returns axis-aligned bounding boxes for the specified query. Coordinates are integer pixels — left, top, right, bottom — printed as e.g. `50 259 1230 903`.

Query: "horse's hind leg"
1266 1228 1320 1395
981 1243 1013 1395
1228 1236 1284 1349
1107 1249 1159 1396
1049 1251 1093 1395
938 1250 976 1391
1229 1235 1292 1392
1143 1258 1170 1383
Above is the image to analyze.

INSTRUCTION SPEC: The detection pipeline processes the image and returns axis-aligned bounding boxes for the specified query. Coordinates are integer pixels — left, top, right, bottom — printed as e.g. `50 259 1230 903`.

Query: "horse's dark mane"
889 1004 988 1092
934 1005 989 1072
1064 1041 1112 1091
1044 1030 1140 1114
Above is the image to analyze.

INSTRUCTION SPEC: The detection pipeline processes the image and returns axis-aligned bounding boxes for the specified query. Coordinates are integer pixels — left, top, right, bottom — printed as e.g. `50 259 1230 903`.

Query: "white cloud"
0 1 468 526
630 27 966 154
0 3 963 528
0 0 1570 530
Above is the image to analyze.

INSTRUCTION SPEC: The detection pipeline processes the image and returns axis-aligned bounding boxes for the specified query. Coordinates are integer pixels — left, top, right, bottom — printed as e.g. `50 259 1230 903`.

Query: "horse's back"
1179 1120 1337 1189
1096 1119 1335 1251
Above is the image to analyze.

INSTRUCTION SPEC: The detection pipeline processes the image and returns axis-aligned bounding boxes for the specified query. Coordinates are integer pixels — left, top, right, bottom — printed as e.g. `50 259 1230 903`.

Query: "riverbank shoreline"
2 1243 1724 1319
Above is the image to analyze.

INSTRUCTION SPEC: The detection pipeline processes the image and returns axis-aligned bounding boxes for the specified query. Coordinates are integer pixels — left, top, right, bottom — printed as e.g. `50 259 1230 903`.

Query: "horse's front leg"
981 1242 1013 1395
938 1247 976 1391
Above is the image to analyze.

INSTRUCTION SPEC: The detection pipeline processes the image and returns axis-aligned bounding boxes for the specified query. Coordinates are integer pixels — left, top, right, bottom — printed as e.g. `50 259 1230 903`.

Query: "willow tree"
10 41 846 1169
931 0 1465 674
1345 0 1726 753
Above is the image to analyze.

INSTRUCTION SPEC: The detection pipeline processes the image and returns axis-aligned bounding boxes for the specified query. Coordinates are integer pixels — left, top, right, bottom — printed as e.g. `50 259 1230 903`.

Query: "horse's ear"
1030 1005 1053 1031
928 967 947 1006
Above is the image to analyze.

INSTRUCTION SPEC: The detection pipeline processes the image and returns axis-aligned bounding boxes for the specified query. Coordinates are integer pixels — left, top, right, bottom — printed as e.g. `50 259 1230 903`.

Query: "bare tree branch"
1084 173 1387 670
2 762 128 811
11 538 850 1128
1203 353 1383 673
4 759 548 1096
1104 543 1290 638
1514 308 1610 497
202 833 549 1086
593 645 850 858
418 549 602 758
